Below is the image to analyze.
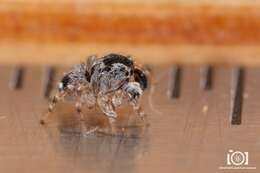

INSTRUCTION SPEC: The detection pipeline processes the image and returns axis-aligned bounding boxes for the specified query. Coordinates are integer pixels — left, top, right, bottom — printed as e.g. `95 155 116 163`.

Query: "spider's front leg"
129 99 146 122
40 91 66 125
75 85 101 135
129 98 149 128
97 93 118 134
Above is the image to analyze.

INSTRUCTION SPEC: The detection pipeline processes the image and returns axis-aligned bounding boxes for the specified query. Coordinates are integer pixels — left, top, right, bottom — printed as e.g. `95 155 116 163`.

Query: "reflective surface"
0 65 259 173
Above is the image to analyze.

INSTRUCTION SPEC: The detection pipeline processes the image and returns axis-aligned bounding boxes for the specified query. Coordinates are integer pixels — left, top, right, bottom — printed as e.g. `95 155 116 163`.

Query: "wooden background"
1 0 260 65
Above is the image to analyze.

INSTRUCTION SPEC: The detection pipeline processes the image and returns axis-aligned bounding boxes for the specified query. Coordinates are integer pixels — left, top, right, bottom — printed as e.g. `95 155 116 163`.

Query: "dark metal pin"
9 65 25 89
230 67 244 125
168 65 182 99
200 65 213 90
42 66 55 98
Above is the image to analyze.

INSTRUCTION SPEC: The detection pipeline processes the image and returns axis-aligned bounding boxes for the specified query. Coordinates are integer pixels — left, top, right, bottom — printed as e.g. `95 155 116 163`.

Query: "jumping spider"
40 53 149 134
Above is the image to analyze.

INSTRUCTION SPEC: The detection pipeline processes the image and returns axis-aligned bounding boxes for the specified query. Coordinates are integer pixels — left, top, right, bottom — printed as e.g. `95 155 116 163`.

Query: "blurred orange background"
1 0 260 65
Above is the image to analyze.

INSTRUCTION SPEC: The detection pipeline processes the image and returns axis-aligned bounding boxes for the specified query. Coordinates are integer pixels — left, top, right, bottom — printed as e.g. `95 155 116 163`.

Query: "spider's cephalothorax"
40 53 149 134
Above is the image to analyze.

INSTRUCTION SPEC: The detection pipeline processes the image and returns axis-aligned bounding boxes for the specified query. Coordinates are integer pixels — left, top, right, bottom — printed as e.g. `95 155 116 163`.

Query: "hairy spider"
40 53 149 134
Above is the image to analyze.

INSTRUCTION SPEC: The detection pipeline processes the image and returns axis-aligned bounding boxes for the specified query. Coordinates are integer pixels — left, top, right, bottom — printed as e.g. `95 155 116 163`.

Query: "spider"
40 53 149 134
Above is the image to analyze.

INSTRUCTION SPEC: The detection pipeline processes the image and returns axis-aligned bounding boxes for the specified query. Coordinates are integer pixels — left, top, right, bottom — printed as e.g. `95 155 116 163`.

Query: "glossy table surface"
0 65 259 173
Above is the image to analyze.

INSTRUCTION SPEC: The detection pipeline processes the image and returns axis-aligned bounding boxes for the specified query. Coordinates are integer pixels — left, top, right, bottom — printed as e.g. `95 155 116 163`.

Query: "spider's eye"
103 66 111 72
120 67 125 72
125 71 129 76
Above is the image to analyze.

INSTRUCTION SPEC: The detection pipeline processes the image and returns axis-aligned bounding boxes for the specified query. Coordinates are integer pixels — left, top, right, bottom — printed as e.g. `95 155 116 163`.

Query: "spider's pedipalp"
123 81 147 124
123 82 143 101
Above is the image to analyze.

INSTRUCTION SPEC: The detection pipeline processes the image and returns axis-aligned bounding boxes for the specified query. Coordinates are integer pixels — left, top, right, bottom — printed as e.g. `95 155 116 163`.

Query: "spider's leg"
75 100 90 133
129 99 147 126
74 92 99 136
97 94 118 134
86 54 97 70
75 101 84 120
40 91 65 125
